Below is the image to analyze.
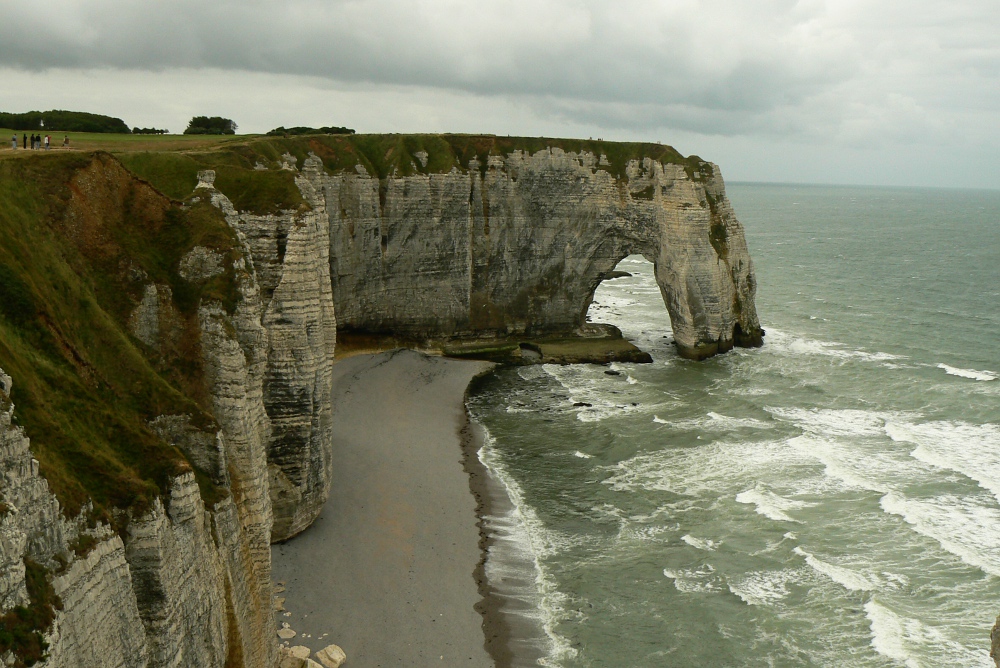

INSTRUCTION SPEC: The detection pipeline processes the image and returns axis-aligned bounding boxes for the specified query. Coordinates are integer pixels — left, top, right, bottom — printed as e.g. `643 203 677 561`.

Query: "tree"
0 110 130 133
183 116 237 135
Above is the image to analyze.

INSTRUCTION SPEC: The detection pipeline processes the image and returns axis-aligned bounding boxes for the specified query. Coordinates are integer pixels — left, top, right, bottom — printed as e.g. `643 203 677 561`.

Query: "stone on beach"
277 622 297 640
315 644 347 668
277 644 323 668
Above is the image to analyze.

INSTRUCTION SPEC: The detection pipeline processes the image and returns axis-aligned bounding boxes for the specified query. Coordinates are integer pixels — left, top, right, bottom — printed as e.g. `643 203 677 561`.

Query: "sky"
1 0 997 188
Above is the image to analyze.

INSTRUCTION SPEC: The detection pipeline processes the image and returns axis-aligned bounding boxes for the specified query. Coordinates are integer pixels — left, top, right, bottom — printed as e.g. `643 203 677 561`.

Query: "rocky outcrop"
199 169 337 543
300 147 762 360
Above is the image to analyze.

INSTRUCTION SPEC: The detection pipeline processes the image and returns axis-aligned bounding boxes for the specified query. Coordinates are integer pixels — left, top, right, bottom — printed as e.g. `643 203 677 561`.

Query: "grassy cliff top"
5 131 710 214
0 151 237 520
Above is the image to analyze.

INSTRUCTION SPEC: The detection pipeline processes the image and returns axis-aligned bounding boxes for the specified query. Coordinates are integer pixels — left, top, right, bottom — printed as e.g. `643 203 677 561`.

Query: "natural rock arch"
302 147 762 359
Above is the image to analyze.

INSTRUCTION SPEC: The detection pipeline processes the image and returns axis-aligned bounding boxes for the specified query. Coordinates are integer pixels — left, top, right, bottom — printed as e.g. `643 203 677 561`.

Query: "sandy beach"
271 349 497 667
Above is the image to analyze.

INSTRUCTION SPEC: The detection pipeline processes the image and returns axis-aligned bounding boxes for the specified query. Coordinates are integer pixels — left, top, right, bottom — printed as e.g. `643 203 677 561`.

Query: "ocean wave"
879 492 1000 577
765 328 904 363
681 534 720 551
865 600 921 668
793 546 876 591
602 439 810 497
727 570 797 606
766 406 909 438
865 600 992 668
663 565 723 594
671 411 774 432
887 420 1000 502
937 363 996 381
735 486 814 523
539 364 644 423
785 434 889 493
477 430 579 664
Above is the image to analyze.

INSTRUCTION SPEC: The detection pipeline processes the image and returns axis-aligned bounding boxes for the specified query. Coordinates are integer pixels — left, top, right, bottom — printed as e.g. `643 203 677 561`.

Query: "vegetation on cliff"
0 559 61 667
0 152 236 520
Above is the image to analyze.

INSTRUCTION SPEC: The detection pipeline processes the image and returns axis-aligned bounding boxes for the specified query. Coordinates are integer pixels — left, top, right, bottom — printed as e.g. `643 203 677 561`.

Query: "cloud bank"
1 0 998 186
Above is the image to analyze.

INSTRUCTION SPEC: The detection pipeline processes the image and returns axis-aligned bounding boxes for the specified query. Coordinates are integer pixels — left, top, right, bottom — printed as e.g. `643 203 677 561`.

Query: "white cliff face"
200 166 337 543
295 146 762 359
0 374 147 668
0 167 280 667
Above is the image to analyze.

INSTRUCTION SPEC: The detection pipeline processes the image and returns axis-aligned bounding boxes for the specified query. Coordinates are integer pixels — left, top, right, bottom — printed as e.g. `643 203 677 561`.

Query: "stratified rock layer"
303 148 762 359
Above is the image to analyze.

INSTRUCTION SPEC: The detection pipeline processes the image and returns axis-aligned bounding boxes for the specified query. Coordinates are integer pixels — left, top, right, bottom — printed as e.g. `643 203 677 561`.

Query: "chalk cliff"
311 146 761 359
0 136 763 666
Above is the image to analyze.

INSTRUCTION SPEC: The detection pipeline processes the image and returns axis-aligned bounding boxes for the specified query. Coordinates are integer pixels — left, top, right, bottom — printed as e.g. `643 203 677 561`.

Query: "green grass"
1 128 243 153
0 152 233 519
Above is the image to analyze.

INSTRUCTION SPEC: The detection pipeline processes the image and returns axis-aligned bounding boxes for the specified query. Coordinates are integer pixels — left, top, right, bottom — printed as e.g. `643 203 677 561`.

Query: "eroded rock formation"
304 147 762 359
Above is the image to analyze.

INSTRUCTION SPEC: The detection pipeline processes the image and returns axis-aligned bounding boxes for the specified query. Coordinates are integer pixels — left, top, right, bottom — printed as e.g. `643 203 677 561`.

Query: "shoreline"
270 349 515 666
462 374 553 668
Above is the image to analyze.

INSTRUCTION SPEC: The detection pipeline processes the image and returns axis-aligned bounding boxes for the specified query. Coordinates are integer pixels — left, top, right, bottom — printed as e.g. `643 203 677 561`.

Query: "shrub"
184 117 237 135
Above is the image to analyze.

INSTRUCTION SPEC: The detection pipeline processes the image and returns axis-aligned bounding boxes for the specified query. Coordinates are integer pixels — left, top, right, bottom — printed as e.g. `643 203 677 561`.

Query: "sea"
466 183 1000 667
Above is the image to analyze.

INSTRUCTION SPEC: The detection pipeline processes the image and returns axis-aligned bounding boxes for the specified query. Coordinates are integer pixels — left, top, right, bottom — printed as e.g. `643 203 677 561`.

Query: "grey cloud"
1 0 998 149
0 1 855 117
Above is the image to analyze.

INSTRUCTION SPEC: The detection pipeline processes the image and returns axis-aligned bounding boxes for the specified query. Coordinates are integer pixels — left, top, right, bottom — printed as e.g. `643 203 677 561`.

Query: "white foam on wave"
603 438 810 497
671 412 774 432
864 600 992 668
681 534 720 551
663 564 723 594
880 492 1000 577
766 406 904 438
785 434 888 493
652 415 669 424
477 430 579 664
727 387 773 396
765 328 904 363
865 600 921 668
735 486 814 523
540 364 643 423
728 570 797 606
572 451 593 459
937 363 996 381
887 420 1000 502
793 546 876 591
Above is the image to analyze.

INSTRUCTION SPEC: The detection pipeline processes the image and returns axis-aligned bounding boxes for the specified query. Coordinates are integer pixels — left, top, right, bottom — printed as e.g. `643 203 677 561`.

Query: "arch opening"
584 255 676 360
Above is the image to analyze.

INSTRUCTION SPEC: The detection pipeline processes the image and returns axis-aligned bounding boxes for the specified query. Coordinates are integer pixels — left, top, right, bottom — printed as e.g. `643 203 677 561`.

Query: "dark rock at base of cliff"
334 327 654 366
603 270 633 280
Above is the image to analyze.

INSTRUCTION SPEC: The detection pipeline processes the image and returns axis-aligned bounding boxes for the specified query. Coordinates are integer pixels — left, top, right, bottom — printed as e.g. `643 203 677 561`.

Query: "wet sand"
270 349 497 666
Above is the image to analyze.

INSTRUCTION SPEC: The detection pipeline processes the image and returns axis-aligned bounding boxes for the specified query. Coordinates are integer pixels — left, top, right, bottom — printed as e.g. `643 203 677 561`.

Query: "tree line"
3 110 355 138
0 110 130 133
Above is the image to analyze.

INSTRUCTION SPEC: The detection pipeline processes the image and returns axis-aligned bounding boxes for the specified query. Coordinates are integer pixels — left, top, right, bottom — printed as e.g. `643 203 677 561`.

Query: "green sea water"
467 183 1000 667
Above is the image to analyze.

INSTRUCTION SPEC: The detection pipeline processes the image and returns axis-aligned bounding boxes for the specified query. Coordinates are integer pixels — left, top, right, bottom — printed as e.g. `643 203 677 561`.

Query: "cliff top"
5 131 711 213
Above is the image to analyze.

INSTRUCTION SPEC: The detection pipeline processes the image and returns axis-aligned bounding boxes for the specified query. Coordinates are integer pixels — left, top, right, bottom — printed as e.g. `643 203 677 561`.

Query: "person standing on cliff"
10 134 16 150
44 134 50 150
22 133 27 149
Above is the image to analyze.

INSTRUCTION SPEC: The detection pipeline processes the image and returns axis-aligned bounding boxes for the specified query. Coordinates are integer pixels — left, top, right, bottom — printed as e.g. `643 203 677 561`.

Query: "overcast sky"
1 0 997 188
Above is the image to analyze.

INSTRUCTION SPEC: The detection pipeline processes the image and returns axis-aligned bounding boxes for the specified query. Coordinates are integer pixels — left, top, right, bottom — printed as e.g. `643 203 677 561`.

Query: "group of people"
9 133 68 150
